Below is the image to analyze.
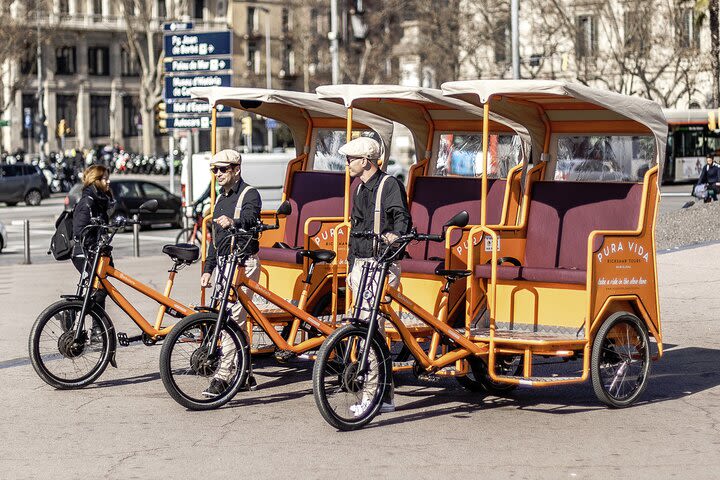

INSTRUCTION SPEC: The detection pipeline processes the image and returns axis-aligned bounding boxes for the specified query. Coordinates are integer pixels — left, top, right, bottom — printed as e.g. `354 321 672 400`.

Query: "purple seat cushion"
524 182 642 270
258 246 303 265
405 176 505 261
474 264 587 285
399 258 443 275
284 171 345 247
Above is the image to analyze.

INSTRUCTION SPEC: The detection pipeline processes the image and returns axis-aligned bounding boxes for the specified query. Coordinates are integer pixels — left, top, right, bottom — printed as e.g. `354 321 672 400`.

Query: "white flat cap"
338 136 381 160
210 149 242 166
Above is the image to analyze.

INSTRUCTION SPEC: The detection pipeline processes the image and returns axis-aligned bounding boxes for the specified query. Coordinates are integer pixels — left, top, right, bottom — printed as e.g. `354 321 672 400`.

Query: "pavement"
0 241 719 479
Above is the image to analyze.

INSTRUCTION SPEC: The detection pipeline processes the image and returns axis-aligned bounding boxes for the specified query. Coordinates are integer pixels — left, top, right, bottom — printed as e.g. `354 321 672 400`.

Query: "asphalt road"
0 242 718 479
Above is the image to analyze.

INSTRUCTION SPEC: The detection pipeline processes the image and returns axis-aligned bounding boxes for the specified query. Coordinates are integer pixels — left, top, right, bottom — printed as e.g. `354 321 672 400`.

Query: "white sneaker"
349 398 372 417
379 402 395 413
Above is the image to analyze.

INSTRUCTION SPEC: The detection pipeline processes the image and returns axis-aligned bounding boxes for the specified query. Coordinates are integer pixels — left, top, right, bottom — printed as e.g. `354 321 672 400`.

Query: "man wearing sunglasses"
200 149 262 397
341 136 411 415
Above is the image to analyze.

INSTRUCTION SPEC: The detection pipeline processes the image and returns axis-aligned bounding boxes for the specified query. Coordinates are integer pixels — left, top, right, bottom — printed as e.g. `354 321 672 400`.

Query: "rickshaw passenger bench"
259 171 345 265
474 181 643 285
400 176 506 274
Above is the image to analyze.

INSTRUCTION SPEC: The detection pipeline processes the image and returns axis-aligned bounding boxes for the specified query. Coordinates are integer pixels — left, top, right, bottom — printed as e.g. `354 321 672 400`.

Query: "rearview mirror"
139 199 158 213
276 200 292 217
444 210 469 229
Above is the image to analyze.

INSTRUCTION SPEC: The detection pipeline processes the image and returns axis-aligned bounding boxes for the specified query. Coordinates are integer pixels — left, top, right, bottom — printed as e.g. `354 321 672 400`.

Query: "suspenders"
212 184 254 249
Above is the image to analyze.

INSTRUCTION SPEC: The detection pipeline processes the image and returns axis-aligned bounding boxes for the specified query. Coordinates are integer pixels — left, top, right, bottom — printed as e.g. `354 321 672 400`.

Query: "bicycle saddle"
163 243 200 264
434 265 471 279
298 249 336 264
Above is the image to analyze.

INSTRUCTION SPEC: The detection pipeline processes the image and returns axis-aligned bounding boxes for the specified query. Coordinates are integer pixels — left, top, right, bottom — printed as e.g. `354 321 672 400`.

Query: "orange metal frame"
93 255 195 339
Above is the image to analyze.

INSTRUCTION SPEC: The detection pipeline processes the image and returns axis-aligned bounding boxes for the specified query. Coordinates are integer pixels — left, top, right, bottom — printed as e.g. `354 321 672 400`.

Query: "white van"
180 150 294 210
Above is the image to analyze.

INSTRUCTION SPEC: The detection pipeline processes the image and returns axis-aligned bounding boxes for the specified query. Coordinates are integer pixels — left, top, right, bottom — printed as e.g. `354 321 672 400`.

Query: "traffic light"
241 116 252 136
155 101 168 134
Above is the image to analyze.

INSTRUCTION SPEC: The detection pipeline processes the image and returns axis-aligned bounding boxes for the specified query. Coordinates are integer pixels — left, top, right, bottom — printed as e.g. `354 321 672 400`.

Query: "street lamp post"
36 6 45 160
260 6 273 152
511 0 520 79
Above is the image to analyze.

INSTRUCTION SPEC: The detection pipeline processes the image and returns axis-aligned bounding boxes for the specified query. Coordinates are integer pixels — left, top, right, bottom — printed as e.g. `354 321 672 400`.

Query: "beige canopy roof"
441 80 668 166
189 86 394 158
316 84 531 161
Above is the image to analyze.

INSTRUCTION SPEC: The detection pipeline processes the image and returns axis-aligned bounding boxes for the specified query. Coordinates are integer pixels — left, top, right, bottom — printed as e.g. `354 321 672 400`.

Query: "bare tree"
118 0 165 154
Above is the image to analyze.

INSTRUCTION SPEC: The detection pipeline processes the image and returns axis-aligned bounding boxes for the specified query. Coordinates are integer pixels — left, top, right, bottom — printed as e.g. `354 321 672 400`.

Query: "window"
435 133 521 177
21 94 37 139
311 129 381 171
58 0 69 15
112 182 142 199
282 43 295 76
90 95 111 137
247 41 259 74
88 47 110 76
141 183 168 199
120 47 140 76
624 10 648 54
56 95 77 137
247 6 259 34
93 0 103 17
122 96 139 137
493 19 510 63
282 7 291 35
555 135 656 182
55 46 76 75
157 0 167 18
678 7 700 49
576 14 597 58
193 0 205 19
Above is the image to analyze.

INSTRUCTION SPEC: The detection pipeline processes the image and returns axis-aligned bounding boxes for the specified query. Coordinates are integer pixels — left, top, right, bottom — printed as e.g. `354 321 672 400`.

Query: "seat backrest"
284 171 346 247
406 176 505 260
524 181 643 270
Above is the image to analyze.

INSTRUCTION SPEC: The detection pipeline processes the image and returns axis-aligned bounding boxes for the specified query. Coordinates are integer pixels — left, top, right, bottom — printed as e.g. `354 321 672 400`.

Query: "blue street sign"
167 115 233 130
165 74 232 99
164 57 232 74
265 118 278 130
163 22 193 31
164 31 232 57
23 108 32 129
167 100 227 115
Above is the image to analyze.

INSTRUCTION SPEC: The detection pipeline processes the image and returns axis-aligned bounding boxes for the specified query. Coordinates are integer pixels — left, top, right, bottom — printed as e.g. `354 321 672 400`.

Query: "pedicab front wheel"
312 323 391 431
159 312 250 410
591 312 651 408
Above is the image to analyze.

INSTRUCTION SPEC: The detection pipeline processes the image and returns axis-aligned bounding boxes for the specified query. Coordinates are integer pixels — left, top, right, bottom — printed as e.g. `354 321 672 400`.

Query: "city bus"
663 108 720 183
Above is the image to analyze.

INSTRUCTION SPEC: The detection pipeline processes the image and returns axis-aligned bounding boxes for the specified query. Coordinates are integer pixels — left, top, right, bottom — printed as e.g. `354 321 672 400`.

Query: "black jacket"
72 185 115 254
698 163 720 185
349 170 411 265
204 178 262 273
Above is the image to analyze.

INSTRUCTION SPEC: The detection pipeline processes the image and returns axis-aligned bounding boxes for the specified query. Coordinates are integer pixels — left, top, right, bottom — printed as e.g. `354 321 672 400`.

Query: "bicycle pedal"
273 350 296 363
116 332 142 347
416 372 442 383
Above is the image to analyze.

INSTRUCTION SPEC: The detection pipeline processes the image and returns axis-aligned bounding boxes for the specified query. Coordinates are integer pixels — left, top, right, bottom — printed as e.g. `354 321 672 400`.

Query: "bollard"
23 219 31 264
133 214 140 257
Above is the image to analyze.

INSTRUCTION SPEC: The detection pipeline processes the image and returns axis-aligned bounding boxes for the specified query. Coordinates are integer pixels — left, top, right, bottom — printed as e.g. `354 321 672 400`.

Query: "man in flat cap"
341 136 411 415
201 149 262 398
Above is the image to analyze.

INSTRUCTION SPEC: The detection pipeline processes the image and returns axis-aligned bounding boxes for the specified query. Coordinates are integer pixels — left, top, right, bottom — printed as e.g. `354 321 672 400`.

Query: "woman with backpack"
72 164 116 308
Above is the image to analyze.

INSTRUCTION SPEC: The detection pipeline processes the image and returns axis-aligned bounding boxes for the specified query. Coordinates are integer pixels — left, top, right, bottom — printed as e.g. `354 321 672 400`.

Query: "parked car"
0 220 7 253
65 180 182 228
0 163 51 206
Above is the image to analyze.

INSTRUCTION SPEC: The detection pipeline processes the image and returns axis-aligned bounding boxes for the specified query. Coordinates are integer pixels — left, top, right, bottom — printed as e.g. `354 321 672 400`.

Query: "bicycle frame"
72 250 195 341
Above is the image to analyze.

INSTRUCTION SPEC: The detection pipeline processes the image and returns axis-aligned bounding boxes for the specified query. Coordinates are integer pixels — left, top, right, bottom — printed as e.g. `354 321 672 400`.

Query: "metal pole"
511 0 520 79
132 214 140 257
330 0 339 84
186 131 194 205
264 8 273 152
23 219 31 264
36 6 45 160
169 135 175 194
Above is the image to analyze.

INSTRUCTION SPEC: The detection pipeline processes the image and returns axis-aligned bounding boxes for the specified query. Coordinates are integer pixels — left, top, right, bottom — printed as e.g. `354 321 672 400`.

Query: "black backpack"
49 198 92 261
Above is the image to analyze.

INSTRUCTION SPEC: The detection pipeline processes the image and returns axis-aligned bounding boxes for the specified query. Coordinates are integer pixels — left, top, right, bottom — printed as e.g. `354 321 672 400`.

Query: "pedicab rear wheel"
591 312 651 408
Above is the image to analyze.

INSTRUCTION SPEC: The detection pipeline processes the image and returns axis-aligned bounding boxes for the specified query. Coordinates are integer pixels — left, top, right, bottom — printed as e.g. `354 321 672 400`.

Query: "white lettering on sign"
596 240 649 263
597 277 648 287
170 35 217 56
